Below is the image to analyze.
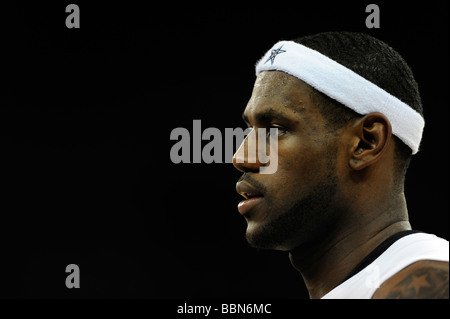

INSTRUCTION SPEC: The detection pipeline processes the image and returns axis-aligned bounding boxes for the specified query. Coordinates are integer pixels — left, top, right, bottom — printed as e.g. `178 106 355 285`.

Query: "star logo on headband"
265 45 286 65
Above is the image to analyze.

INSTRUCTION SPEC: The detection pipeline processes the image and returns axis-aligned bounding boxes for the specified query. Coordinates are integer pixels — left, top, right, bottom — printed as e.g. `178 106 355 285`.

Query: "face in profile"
233 71 346 251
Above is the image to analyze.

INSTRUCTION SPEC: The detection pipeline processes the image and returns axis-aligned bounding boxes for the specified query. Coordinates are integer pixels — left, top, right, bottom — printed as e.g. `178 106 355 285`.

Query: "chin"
245 221 298 251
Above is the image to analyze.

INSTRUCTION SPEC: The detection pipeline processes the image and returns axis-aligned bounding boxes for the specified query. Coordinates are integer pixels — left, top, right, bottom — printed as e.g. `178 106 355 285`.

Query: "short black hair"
292 31 423 182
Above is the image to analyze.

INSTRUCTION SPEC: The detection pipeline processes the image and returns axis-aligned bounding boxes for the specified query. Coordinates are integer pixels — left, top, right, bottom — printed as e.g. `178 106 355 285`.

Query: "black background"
1 1 448 300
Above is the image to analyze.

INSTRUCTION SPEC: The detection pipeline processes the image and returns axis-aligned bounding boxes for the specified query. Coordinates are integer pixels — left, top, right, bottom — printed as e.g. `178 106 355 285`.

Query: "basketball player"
233 32 449 299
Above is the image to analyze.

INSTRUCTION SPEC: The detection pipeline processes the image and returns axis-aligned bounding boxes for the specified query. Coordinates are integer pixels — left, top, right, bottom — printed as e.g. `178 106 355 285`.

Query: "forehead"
244 71 315 118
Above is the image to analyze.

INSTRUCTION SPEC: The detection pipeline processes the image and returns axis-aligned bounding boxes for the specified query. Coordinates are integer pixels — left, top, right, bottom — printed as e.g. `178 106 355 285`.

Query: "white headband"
256 41 424 154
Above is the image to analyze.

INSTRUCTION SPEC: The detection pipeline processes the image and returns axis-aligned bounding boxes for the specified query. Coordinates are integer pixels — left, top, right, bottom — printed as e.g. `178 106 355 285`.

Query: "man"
232 32 449 299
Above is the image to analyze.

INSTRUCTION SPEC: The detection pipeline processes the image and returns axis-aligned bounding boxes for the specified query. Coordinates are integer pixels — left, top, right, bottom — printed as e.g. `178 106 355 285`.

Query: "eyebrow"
242 108 298 125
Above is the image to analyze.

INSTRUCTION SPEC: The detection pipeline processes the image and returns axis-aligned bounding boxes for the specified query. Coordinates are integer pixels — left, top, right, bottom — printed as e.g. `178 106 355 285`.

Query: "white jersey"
321 232 449 299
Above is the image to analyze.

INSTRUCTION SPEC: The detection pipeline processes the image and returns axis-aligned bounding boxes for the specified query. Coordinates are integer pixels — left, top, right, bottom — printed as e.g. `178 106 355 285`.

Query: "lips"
236 179 264 215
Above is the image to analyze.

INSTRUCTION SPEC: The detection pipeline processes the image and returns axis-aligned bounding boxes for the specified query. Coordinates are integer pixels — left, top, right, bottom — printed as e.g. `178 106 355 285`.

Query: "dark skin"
233 71 449 299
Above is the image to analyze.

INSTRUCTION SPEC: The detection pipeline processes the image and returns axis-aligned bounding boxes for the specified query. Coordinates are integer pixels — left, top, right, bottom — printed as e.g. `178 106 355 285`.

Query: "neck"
288 192 411 299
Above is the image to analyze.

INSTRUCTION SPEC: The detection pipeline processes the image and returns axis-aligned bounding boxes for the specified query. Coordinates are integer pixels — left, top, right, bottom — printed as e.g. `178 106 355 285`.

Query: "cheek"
272 140 330 193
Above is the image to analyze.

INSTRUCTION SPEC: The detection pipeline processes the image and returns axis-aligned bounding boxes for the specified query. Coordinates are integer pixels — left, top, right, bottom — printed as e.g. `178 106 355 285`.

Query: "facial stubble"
245 152 339 251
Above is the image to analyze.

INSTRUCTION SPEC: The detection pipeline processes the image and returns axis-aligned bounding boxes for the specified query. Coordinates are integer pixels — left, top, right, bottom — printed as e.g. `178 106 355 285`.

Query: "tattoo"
383 266 449 299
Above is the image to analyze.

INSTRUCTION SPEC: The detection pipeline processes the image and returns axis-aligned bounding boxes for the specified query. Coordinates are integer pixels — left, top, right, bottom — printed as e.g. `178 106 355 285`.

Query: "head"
233 32 423 251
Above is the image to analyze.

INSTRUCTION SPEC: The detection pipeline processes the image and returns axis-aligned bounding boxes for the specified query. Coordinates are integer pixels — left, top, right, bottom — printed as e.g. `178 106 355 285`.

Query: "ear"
349 112 392 171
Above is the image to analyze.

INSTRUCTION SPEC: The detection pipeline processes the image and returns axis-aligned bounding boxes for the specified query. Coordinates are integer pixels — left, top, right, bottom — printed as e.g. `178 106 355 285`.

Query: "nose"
232 128 264 173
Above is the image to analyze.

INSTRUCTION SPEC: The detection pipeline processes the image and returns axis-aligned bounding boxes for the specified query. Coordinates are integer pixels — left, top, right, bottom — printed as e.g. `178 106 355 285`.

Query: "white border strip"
256 41 424 154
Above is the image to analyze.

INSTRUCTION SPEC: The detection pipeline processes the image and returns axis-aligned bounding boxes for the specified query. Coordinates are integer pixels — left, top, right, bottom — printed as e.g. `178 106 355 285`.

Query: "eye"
267 125 287 137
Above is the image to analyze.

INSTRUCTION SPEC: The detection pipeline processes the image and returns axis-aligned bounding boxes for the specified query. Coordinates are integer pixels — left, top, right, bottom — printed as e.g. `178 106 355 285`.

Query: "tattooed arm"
372 260 449 299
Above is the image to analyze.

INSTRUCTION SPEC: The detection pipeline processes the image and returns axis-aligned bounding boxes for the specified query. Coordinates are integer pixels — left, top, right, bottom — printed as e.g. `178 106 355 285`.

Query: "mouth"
236 180 264 215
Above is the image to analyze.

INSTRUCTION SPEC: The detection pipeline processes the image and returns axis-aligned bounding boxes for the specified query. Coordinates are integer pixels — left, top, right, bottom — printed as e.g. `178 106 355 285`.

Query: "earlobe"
349 112 392 171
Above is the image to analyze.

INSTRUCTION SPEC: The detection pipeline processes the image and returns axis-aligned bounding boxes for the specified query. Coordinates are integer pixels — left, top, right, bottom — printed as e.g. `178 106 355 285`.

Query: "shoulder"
372 260 449 299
